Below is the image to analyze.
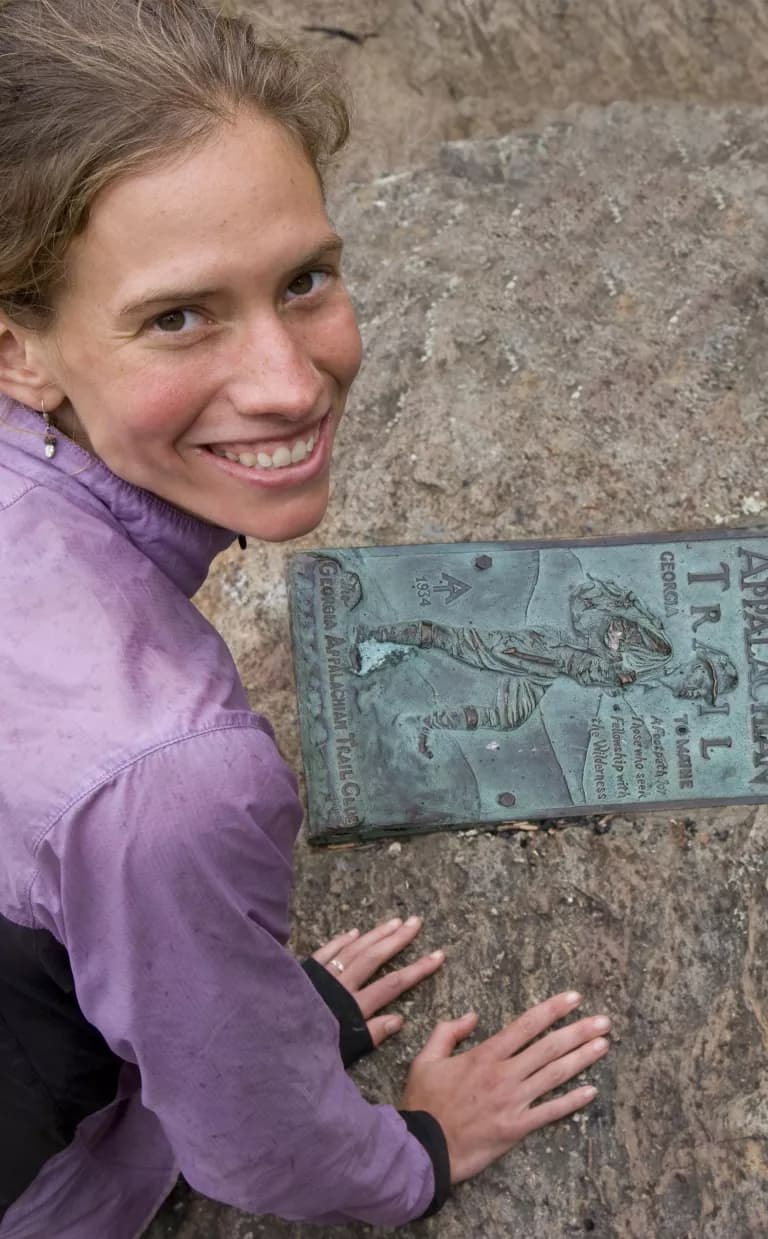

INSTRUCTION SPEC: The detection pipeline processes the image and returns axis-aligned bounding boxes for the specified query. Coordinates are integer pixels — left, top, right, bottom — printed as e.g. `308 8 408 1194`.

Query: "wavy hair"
0 0 349 326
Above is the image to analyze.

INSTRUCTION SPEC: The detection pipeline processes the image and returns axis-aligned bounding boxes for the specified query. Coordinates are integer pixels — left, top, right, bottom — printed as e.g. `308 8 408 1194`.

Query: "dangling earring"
41 398 57 460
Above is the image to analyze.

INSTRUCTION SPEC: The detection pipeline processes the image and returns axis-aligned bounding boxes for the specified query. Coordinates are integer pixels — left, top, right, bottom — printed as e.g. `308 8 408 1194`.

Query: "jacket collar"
0 398 235 597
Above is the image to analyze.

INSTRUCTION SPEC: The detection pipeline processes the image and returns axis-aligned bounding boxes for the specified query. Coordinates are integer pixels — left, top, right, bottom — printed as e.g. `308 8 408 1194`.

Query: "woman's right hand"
400 991 610 1184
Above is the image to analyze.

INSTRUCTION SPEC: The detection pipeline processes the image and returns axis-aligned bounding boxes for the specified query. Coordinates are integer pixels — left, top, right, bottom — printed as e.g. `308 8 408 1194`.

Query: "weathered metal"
288 530 768 842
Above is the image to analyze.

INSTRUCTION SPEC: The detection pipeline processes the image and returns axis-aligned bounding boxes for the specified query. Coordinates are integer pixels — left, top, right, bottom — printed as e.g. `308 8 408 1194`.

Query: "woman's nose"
227 319 326 422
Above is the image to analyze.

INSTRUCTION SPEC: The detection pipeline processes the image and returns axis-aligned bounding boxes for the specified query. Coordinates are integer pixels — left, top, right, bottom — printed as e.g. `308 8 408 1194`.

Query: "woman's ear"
0 315 65 411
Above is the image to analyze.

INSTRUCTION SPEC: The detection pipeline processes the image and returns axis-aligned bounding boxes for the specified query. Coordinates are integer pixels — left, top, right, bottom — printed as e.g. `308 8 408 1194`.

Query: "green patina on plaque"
287 530 768 843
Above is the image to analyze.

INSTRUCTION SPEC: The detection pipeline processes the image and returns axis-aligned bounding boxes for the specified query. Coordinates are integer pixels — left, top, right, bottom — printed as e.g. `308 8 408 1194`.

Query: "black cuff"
301 958 374 1068
398 1109 451 1218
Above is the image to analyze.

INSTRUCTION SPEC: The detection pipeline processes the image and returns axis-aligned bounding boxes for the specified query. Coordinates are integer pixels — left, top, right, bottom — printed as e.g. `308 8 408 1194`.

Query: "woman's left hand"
312 916 444 1047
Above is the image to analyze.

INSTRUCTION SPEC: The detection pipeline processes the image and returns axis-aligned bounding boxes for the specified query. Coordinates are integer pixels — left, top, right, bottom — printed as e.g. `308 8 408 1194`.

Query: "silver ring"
330 957 345 974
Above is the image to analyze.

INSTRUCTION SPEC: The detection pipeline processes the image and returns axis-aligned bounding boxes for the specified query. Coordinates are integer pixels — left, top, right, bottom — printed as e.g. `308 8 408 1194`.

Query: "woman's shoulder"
1 467 291 915
5 464 249 712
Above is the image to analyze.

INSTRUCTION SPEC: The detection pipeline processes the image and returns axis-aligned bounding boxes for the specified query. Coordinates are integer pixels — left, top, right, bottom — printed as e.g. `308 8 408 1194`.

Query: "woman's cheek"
118 371 209 441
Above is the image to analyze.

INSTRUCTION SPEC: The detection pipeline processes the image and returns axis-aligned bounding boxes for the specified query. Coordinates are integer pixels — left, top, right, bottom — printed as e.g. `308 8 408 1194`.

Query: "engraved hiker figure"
352 575 738 756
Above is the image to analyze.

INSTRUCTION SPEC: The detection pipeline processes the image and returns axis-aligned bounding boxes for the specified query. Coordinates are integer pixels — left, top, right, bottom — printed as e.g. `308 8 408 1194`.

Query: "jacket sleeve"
300 957 374 1067
33 721 449 1226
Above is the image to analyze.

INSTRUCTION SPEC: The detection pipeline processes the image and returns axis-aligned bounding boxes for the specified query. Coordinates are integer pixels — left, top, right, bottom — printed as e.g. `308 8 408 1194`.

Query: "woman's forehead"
66 113 332 305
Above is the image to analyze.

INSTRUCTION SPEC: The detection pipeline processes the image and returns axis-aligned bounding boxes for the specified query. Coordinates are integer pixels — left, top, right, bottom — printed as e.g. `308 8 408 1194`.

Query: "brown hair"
0 0 350 327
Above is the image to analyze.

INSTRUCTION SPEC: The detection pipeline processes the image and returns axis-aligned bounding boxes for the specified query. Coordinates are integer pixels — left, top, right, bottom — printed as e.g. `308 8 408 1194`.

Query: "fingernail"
388 917 403 929
565 991 581 1006
384 1016 403 1032
430 949 444 960
346 928 359 938
593 1016 611 1032
583 1086 597 1099
592 1037 609 1051
405 915 421 927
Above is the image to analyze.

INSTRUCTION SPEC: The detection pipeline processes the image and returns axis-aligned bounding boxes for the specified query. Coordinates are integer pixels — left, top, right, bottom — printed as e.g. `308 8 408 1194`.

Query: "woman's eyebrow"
291 234 344 271
116 234 345 319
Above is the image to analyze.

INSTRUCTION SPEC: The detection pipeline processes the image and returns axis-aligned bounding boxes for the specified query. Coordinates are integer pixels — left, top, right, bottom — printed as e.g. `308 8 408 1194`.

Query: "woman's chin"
249 518 325 544
235 498 330 544
158 468 333 541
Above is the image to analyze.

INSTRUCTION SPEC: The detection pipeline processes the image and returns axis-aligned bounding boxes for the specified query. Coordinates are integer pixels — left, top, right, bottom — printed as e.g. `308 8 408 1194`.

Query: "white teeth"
212 429 319 470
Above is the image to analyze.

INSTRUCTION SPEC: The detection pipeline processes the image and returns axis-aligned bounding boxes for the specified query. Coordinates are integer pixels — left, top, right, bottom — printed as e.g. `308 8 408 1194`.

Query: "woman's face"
38 111 363 540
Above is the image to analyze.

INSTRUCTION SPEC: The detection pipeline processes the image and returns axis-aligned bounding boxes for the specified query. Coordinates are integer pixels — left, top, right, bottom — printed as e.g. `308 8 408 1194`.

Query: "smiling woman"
7 112 362 540
0 0 363 542
0 3 611 1237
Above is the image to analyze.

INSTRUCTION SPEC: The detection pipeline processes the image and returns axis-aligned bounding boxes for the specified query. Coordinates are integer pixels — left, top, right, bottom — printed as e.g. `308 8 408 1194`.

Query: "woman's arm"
34 722 443 1226
34 719 610 1224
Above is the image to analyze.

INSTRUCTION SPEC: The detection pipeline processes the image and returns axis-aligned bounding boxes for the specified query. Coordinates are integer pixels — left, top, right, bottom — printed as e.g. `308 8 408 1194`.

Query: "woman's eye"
286 270 329 300
151 308 207 334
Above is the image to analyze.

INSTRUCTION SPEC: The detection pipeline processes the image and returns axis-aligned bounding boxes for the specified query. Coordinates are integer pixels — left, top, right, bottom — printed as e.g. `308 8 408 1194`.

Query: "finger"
367 1013 405 1048
520 1036 610 1105
521 1084 598 1137
314 915 412 971
513 1015 611 1081
480 991 583 1061
341 915 418 966
355 951 445 1019
312 928 360 966
325 917 404 974
416 1012 480 1063
341 916 405 960
341 917 425 987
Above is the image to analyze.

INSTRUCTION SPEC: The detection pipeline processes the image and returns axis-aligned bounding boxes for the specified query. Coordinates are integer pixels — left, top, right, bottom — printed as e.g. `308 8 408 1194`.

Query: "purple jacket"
0 398 446 1237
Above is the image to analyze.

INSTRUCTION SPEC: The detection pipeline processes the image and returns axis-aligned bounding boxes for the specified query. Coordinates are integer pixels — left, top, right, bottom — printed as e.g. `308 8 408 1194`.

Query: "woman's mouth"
196 413 332 487
208 424 318 470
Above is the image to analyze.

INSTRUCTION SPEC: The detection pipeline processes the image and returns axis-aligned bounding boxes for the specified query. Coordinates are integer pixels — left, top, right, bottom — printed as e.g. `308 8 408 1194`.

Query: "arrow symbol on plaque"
432 572 471 605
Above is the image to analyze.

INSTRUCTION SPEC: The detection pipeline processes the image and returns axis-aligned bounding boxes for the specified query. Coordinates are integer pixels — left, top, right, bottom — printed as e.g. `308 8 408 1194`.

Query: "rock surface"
146 6 768 1239
229 0 768 183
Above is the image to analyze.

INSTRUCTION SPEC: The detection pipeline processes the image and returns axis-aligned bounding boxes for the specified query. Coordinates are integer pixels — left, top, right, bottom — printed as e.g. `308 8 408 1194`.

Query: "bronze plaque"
287 530 768 843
